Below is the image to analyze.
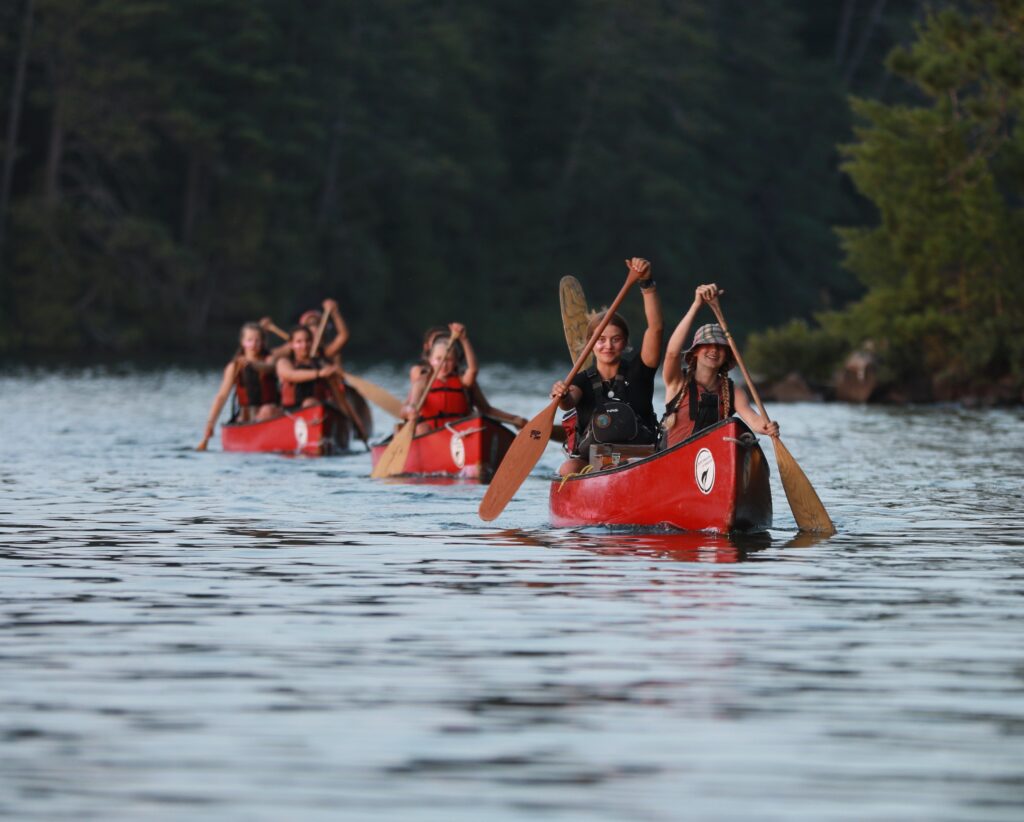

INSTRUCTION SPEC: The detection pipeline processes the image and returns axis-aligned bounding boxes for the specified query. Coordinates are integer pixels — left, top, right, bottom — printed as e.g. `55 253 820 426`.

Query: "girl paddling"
197 323 281 451
403 323 526 436
551 257 663 476
662 283 778 446
276 325 341 410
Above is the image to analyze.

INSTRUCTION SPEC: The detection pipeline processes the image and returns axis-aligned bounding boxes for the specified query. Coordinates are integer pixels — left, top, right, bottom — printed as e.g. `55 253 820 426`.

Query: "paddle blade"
371 420 416 478
343 373 404 419
559 276 593 370
195 440 208 452
479 401 558 521
770 437 836 534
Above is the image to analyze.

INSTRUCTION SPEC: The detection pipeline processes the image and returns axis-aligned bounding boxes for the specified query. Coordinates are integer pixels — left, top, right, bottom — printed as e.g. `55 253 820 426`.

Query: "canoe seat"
589 443 656 471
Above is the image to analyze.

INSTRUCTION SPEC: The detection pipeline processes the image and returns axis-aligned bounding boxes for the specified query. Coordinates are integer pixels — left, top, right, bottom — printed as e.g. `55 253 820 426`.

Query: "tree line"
2 0 987 379
747 0 1024 401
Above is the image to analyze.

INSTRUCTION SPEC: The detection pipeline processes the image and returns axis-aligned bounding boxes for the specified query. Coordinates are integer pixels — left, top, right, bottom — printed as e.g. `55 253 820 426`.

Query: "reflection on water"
1 368 1023 820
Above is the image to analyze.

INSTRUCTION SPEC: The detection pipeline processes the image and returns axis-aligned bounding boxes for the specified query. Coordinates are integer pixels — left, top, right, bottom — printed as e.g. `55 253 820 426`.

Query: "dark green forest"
1 0 1020 394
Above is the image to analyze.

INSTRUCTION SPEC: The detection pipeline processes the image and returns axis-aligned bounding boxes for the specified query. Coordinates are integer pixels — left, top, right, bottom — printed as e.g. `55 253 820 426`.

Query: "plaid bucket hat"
683 323 730 354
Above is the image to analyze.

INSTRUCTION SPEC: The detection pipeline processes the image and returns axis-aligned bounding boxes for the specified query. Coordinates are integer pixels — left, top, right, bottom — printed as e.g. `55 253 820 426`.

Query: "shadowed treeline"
0 0 959 364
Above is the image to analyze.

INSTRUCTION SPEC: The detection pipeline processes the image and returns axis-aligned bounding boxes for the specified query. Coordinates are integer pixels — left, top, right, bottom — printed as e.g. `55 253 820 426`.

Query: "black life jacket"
664 376 735 437
572 368 655 455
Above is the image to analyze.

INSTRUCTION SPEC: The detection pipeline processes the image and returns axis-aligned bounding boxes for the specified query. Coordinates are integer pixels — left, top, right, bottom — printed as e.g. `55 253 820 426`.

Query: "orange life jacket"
234 362 279 407
419 375 470 429
664 377 734 446
280 356 328 409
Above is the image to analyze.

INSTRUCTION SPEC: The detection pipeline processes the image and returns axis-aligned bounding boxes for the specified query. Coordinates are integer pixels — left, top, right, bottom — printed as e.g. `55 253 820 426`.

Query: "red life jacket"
280 356 328 409
419 375 470 429
234 362 279 407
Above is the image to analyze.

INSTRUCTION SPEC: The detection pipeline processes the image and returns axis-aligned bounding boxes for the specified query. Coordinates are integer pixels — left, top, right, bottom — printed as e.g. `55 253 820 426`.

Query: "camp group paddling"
197 257 778 484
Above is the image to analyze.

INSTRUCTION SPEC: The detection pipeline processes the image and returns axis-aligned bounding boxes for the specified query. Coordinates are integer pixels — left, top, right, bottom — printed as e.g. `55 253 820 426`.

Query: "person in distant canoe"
276 325 341 410
197 322 281 450
266 298 350 365
403 322 527 435
551 257 663 476
661 283 778 447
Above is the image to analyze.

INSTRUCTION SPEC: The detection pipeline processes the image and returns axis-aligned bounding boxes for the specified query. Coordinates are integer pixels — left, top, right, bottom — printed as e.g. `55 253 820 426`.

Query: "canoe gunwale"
556 417 755 483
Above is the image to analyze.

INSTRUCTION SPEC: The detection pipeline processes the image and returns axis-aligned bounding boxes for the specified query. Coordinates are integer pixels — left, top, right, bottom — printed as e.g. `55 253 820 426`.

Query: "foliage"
0 1 926 361
747 0 1024 396
746 318 849 384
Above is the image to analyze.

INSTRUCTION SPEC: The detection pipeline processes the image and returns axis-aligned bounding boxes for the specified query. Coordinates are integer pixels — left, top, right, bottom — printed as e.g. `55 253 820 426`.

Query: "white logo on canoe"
694 448 715 495
449 432 466 469
293 417 309 450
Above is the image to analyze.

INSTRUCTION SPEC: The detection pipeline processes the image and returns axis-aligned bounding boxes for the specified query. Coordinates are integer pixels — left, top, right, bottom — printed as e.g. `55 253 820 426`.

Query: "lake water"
2 366 1023 821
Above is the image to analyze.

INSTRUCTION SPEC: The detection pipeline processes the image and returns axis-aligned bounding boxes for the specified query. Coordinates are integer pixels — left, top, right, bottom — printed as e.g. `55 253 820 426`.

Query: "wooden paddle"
559 275 594 370
708 299 836 535
264 321 289 341
324 377 370 450
479 263 643 521
340 371 404 419
371 330 463 478
310 309 331 357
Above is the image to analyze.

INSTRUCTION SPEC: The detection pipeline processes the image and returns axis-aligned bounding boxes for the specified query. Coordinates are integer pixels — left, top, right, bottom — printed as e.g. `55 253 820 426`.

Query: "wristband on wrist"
639 279 657 291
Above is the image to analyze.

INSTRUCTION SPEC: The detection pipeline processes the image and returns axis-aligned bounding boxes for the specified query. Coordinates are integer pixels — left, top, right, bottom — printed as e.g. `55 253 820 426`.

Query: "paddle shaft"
310 310 330 357
266 322 289 341
327 377 370 449
707 300 772 423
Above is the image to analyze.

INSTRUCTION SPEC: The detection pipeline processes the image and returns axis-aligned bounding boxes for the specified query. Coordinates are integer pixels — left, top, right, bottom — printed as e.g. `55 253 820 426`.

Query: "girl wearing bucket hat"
661 283 778 447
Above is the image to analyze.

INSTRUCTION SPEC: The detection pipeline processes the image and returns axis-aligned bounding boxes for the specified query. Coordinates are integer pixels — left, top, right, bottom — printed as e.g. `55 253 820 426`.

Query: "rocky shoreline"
757 350 1024 407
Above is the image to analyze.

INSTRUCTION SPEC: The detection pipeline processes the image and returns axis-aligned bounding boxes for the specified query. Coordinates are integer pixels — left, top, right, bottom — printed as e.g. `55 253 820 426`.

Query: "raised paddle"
263 321 289 341
371 330 464 479
707 299 836 535
479 261 644 521
310 309 331 357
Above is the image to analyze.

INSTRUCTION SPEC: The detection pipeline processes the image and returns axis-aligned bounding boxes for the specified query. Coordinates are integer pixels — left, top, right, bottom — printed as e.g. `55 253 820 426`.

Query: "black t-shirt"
571 355 658 435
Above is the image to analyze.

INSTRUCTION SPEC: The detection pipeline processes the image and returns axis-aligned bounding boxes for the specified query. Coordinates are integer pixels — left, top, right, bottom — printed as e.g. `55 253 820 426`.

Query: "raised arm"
450 322 478 386
630 258 663 369
197 360 240 450
322 299 350 360
260 317 292 362
663 283 723 401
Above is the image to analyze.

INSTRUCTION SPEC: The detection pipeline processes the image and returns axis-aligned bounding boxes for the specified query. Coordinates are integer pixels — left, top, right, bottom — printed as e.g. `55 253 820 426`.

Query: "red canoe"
370 413 516 480
549 418 772 532
221 392 373 456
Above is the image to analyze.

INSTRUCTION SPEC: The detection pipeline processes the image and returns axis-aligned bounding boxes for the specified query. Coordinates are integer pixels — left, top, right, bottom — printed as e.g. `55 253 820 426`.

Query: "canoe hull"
549 418 772 532
370 413 516 481
221 395 371 456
